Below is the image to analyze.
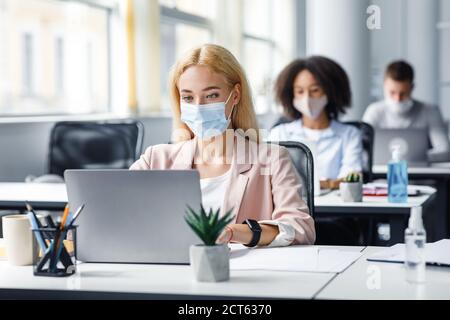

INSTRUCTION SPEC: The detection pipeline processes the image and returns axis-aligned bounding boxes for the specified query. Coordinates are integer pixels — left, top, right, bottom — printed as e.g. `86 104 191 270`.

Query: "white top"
200 170 231 213
363 99 450 161
269 119 363 179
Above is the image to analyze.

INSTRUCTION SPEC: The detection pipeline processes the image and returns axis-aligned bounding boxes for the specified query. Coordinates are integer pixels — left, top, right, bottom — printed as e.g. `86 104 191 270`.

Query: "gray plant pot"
340 181 363 202
190 244 230 282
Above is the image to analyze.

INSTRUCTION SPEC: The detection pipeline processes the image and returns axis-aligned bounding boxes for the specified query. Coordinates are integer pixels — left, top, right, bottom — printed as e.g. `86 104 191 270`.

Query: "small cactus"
185 205 235 246
344 172 362 183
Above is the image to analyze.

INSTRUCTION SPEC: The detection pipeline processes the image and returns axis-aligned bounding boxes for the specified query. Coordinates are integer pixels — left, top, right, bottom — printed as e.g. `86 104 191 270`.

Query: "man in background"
363 60 449 162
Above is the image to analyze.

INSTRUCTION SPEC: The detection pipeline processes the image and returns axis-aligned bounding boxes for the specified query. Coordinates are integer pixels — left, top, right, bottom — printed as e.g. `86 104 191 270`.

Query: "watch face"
248 219 262 232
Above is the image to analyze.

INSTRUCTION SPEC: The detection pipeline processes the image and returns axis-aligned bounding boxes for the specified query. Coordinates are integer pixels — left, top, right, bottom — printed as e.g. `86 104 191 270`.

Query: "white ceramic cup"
2 215 35 266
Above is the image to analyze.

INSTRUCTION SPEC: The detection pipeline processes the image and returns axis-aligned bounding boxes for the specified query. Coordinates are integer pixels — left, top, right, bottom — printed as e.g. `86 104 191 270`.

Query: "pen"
25 202 43 228
52 204 69 272
26 212 47 251
53 228 69 271
54 204 85 269
67 204 85 227
25 202 48 250
26 202 54 240
44 214 56 228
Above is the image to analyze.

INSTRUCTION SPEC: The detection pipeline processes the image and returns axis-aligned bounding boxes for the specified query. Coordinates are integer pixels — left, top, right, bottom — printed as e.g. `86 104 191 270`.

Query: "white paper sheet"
367 239 450 266
229 244 362 273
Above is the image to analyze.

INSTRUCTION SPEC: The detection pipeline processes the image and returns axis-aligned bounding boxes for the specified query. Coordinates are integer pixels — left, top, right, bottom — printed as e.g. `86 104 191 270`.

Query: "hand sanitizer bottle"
388 145 408 203
405 206 426 283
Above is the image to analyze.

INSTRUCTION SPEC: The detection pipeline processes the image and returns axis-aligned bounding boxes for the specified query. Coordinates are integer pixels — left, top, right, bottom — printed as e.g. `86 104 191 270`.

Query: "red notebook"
363 186 420 197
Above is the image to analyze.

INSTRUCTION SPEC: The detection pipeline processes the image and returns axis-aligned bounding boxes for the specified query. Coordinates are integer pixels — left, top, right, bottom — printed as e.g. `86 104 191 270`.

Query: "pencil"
60 204 70 230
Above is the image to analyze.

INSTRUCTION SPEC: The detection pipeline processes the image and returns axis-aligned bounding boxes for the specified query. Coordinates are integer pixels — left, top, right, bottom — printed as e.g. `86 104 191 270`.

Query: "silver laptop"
374 128 430 166
65 169 201 264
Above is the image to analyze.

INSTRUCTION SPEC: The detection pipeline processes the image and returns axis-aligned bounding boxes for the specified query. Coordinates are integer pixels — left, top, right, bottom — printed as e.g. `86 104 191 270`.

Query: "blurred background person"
269 56 363 189
363 60 450 162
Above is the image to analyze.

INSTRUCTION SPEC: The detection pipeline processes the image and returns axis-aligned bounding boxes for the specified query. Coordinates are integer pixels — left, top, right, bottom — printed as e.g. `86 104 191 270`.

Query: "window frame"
160 5 213 31
241 0 276 115
157 2 215 111
0 0 116 118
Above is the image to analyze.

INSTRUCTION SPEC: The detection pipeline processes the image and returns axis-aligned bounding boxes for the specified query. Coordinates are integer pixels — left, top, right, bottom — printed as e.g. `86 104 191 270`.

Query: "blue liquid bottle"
387 146 408 203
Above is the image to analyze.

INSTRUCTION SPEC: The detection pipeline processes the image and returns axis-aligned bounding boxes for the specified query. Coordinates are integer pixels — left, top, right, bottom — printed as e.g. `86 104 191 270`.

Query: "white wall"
369 0 405 101
300 0 444 118
370 0 442 113
306 0 370 121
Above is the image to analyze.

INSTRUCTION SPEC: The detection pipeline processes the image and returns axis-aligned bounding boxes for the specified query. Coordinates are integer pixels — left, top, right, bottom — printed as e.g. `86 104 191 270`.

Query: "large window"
0 0 111 116
157 0 294 115
242 0 275 114
159 0 216 110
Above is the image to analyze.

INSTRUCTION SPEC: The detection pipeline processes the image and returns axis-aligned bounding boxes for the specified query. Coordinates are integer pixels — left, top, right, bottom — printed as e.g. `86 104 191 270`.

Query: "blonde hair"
169 44 260 142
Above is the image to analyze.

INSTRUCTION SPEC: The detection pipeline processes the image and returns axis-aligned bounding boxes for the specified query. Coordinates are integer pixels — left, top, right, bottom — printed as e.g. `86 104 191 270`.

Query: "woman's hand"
320 178 343 190
216 225 234 244
216 223 279 246
216 224 252 245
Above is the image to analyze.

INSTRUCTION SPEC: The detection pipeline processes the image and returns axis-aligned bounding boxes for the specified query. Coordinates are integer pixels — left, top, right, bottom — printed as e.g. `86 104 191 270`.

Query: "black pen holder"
32 226 77 277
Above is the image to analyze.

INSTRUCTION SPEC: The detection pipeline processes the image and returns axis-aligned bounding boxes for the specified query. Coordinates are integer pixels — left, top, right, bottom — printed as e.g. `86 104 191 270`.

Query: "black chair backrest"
343 121 374 183
48 120 144 177
269 141 314 217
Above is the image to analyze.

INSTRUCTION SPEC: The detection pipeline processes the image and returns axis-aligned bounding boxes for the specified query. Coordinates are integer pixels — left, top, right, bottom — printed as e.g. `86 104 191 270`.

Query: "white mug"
2 215 35 266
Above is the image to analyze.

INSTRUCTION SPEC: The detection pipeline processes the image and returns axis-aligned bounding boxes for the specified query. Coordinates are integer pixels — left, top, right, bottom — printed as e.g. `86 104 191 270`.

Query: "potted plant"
339 172 363 202
185 205 234 282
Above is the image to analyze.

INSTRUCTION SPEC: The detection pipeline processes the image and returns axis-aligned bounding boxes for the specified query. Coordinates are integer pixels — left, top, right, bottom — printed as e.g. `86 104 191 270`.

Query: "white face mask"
293 95 328 119
180 91 235 139
385 96 414 114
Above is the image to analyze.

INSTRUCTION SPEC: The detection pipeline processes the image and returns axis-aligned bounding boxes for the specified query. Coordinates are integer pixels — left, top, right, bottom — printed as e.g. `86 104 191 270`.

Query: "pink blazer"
130 134 315 245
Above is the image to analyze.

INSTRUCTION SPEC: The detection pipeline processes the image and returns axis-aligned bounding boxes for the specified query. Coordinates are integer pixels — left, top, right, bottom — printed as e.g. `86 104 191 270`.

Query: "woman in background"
269 56 363 189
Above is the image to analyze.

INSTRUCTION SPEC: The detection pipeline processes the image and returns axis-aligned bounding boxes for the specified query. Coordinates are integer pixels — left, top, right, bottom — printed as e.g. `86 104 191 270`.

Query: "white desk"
315 188 436 210
0 182 67 210
0 182 437 245
316 247 450 300
315 189 437 245
0 245 364 299
0 181 436 211
373 164 450 240
3 245 449 300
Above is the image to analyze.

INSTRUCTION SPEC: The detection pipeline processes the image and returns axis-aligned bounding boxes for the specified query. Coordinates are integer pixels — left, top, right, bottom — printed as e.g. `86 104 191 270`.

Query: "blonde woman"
130 44 315 247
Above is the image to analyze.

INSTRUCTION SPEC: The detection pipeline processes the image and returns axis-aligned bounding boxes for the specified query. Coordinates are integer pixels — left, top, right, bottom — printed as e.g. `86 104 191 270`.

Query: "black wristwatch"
242 219 262 247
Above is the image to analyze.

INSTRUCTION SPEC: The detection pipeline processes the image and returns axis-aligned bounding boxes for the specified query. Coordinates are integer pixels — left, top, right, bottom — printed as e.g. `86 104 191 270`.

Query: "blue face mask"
180 91 235 139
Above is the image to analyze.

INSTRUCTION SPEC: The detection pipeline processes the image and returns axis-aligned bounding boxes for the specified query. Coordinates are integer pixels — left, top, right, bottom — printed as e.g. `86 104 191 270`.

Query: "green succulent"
184 205 235 246
344 172 362 183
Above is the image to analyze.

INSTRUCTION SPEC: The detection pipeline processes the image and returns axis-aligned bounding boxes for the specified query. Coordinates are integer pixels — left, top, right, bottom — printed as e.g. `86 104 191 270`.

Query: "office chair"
269 141 314 217
343 121 374 183
269 140 361 245
48 120 144 178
